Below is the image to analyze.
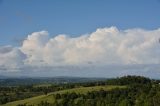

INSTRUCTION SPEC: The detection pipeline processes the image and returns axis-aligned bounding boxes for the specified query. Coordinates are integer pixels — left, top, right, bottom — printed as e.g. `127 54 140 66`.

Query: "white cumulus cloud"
0 27 160 77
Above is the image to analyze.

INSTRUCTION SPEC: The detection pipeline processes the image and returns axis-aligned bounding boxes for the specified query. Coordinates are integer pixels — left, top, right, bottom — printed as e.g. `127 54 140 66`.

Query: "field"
2 85 125 106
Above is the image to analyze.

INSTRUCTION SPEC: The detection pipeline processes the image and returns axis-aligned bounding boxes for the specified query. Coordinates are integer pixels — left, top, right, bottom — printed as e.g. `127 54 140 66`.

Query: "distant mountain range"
0 76 107 86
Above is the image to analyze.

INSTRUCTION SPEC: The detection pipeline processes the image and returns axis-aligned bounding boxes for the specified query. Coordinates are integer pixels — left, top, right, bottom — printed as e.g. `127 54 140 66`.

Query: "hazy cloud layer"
0 46 26 71
0 27 160 77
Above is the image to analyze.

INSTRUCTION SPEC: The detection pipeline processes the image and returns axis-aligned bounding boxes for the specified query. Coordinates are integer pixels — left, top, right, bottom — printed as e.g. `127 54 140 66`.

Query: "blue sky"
0 0 160 46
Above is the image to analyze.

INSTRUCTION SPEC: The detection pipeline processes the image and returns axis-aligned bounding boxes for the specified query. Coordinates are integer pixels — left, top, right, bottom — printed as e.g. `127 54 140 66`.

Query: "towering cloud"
0 27 160 77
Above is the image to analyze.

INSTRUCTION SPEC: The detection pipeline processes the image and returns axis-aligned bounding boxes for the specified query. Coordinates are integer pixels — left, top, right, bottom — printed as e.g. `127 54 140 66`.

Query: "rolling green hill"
2 85 125 106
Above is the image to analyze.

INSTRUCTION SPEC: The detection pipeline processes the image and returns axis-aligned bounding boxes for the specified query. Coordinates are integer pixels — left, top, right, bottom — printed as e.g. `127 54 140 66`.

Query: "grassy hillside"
2 85 125 106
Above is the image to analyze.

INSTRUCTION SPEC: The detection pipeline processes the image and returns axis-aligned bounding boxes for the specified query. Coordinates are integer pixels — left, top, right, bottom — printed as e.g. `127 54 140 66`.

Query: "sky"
0 0 160 78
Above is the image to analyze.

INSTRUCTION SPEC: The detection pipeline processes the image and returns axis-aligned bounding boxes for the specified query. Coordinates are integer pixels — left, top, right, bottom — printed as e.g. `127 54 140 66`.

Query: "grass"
55 85 125 94
2 85 126 106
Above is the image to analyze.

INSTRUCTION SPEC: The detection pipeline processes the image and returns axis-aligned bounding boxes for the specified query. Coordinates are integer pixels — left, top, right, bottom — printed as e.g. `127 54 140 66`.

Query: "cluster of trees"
105 75 152 85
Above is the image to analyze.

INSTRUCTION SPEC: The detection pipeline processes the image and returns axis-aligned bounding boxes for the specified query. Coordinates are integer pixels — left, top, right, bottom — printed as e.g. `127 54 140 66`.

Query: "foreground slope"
2 85 125 106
